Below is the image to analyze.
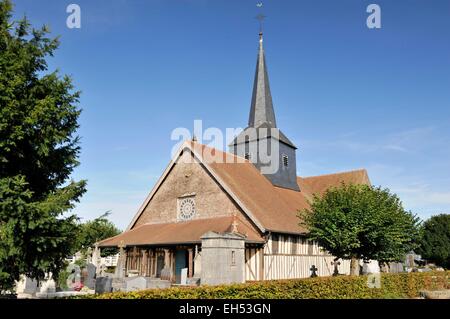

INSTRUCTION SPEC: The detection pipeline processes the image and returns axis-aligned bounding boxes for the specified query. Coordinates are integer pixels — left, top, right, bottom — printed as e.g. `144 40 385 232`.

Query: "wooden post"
142 250 148 276
149 250 154 277
188 248 193 278
259 247 264 281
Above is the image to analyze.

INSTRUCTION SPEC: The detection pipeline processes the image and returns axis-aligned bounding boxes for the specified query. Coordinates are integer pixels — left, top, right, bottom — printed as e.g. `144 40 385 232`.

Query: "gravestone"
39 274 56 293
180 268 188 285
95 277 112 294
84 263 96 289
362 260 380 274
193 251 202 277
310 265 318 277
125 276 148 292
16 276 38 295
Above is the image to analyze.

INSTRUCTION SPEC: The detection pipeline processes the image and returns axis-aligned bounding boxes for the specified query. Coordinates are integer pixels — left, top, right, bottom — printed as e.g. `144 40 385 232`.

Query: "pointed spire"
248 32 277 128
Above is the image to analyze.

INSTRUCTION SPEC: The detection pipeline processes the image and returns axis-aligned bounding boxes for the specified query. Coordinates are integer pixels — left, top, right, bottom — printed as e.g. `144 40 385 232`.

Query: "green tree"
0 0 86 290
300 184 420 275
418 214 450 269
76 212 121 257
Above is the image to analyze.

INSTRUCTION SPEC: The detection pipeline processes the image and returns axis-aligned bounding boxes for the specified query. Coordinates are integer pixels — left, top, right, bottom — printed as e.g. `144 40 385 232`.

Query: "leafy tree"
76 212 121 257
300 184 420 275
0 0 86 290
418 214 450 269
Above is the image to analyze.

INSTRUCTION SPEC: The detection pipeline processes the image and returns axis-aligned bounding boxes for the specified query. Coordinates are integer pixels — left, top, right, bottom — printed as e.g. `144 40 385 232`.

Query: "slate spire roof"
248 32 277 128
230 32 296 148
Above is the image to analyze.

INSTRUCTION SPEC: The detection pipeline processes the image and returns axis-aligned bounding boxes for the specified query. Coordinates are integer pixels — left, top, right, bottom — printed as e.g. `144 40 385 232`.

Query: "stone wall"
200 232 245 285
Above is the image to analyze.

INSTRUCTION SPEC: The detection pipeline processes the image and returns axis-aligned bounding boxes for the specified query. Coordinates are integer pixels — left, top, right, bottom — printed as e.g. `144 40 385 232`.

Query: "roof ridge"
190 141 250 163
300 168 367 180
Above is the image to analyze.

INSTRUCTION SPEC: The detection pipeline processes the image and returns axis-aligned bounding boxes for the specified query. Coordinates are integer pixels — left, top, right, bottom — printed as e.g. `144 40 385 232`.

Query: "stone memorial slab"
16 276 38 295
125 276 148 292
84 263 96 289
180 268 188 285
95 277 112 294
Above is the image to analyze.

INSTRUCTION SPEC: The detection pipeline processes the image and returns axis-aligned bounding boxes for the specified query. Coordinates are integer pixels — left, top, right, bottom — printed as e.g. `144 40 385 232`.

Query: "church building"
98 32 370 285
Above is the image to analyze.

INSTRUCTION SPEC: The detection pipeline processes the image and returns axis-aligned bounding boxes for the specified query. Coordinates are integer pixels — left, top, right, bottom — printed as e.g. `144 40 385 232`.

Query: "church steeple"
248 32 277 128
229 31 300 192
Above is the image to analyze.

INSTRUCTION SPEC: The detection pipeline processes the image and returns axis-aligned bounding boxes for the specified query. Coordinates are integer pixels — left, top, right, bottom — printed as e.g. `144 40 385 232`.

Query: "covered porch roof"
98 216 265 247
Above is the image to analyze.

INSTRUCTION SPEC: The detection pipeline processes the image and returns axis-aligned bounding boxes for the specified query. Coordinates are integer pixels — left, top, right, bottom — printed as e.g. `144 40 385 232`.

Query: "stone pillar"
92 244 101 275
115 241 127 279
200 231 245 286
141 250 148 276
160 249 173 281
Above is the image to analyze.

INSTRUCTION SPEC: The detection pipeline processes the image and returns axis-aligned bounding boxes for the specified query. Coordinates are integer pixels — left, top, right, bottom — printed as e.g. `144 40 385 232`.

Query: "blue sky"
12 0 450 229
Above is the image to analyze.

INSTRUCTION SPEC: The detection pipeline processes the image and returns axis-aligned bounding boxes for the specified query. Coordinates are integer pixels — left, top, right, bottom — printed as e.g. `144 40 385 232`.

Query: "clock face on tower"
178 197 196 220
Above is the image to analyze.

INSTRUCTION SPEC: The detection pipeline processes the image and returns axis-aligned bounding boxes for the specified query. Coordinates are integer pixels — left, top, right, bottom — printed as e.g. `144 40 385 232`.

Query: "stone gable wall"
134 150 257 234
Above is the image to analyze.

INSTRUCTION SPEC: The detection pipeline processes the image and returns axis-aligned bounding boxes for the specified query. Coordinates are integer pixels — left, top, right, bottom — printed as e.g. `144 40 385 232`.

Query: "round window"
179 198 195 220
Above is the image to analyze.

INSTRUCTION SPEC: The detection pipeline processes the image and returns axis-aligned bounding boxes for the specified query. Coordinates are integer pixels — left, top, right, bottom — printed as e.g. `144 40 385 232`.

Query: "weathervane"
255 2 266 34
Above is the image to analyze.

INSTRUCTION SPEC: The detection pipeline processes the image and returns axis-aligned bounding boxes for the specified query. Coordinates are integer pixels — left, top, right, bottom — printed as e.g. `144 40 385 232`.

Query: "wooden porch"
123 245 198 282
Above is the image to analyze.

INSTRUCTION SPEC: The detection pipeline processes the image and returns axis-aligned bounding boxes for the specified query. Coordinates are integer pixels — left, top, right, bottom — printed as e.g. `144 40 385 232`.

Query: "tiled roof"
98 216 264 247
101 142 370 246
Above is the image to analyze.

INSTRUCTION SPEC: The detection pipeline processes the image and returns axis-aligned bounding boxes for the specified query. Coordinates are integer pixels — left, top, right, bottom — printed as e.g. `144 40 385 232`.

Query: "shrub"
82 271 449 299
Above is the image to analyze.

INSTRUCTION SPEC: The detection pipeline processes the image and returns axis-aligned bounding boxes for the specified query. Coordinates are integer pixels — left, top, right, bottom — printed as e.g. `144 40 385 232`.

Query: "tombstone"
16 276 38 295
125 276 149 292
98 263 107 277
310 265 318 278
39 273 56 293
84 263 96 290
180 268 188 285
362 260 380 274
331 260 341 276
91 244 101 273
193 249 202 278
114 241 126 279
95 277 112 294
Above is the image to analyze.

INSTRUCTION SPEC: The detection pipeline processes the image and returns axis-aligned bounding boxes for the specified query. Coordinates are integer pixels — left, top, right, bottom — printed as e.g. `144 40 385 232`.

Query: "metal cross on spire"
255 2 266 34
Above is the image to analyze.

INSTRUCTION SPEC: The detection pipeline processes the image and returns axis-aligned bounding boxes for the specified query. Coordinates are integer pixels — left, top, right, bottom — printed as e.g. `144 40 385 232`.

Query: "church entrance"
175 249 188 284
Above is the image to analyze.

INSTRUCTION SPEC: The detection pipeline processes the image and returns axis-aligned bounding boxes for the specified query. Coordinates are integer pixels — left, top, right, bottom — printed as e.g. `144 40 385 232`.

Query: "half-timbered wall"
244 234 351 281
125 247 169 278
245 247 263 281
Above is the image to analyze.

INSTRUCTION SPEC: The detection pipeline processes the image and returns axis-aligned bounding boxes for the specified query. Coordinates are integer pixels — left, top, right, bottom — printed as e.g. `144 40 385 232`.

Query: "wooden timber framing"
124 245 196 281
244 234 351 281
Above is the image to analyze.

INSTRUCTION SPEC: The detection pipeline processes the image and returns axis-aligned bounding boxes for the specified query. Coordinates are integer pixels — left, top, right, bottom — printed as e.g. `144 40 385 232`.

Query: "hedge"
87 271 449 299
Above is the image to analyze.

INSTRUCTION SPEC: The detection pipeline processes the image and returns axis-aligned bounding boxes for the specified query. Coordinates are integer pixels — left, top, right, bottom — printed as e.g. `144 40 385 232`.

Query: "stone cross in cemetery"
310 265 318 278
115 240 126 279
331 260 341 276
92 243 101 271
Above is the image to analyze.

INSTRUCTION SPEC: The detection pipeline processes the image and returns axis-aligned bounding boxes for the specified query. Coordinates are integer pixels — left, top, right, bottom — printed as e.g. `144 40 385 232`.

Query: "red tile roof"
100 142 370 246
98 216 264 247
190 142 370 234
